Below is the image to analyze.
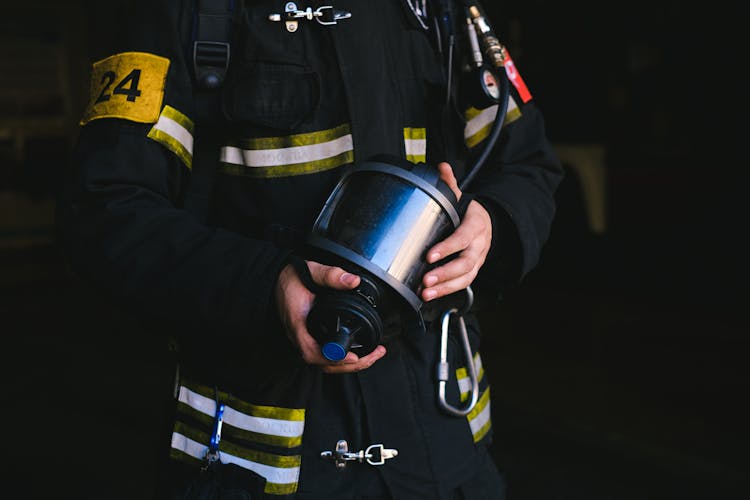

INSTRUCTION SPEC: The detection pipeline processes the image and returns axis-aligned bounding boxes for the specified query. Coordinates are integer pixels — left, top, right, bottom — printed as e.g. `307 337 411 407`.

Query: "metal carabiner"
437 287 479 417
269 3 351 31
320 440 398 470
313 5 352 26
203 401 225 468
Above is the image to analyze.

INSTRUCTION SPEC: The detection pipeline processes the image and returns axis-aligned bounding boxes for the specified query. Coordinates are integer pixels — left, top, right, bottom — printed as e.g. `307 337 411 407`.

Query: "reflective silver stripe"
464 104 498 140
404 138 426 158
464 96 520 148
154 115 193 152
147 105 194 168
467 388 492 442
457 353 485 398
221 134 353 167
178 386 304 439
171 432 300 487
403 127 426 163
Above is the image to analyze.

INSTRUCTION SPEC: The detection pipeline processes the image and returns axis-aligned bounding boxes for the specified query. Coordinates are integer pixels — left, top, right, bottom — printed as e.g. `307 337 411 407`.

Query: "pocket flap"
222 61 319 131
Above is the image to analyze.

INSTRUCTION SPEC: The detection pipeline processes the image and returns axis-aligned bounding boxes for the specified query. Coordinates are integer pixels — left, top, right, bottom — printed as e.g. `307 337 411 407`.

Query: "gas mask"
303 156 461 361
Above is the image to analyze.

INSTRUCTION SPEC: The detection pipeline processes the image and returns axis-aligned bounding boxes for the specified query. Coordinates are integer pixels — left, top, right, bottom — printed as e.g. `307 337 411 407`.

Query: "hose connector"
468 5 506 68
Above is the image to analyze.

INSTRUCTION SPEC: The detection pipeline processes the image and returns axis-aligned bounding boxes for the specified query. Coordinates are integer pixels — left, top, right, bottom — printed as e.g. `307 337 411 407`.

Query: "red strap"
502 49 532 103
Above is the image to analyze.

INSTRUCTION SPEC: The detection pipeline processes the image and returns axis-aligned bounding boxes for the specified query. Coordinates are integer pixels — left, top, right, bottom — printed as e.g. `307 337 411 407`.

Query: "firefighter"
57 1 563 498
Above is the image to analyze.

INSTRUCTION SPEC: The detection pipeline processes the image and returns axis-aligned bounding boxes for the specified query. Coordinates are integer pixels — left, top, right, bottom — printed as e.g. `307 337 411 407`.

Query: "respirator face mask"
293 2 508 419
303 156 461 361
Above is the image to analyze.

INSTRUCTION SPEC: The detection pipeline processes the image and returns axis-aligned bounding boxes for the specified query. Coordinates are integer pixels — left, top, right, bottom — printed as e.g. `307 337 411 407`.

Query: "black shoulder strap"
185 122 222 222
192 0 235 89
185 0 238 223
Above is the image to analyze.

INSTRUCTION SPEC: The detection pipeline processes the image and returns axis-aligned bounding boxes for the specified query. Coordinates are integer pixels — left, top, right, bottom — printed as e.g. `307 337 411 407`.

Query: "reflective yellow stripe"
171 422 300 495
183 380 305 421
464 97 521 148
265 481 299 496
221 136 352 167
161 104 194 134
456 353 485 402
404 127 426 163
220 151 353 178
177 383 305 448
466 387 492 442
147 105 194 169
177 402 304 448
239 123 350 150
219 124 354 177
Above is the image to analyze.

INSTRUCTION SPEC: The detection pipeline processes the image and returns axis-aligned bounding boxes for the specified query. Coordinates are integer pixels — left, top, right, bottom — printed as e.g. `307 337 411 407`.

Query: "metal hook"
456 285 474 316
203 393 225 469
436 287 479 417
320 440 398 469
268 3 351 31
314 6 352 26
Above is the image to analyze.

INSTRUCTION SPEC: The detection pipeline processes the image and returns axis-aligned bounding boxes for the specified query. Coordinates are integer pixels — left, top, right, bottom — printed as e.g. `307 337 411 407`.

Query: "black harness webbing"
184 0 237 223
185 121 222 223
192 0 234 89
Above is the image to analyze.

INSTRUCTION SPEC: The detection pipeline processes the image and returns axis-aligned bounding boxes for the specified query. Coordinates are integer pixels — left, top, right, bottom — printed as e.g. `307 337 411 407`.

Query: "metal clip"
314 6 352 26
437 287 479 417
283 2 301 32
320 440 398 469
202 402 225 469
269 3 351 31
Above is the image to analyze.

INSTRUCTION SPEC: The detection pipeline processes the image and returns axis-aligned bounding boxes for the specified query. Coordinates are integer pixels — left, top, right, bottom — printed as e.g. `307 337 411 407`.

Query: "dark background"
1 1 747 498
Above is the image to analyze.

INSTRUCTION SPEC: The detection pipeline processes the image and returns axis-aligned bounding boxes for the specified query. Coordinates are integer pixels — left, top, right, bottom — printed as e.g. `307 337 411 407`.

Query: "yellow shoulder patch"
80 52 171 125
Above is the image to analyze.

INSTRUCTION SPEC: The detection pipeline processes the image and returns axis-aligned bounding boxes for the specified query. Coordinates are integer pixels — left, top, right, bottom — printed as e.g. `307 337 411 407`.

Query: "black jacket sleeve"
56 0 291 335
467 96 564 302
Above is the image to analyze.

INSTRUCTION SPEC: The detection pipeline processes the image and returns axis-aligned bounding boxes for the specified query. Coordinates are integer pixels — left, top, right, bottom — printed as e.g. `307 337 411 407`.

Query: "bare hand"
421 162 493 301
275 260 387 373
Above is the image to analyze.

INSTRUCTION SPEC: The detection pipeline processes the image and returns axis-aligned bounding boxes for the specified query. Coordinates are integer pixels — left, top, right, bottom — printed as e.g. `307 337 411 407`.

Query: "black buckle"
193 41 230 89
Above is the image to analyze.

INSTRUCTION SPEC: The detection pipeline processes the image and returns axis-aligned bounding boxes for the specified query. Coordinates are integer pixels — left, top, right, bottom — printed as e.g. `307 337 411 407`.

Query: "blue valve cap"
322 342 347 362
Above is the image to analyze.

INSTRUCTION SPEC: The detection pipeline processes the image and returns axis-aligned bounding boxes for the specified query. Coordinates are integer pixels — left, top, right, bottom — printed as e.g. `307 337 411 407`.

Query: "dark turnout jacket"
57 1 562 498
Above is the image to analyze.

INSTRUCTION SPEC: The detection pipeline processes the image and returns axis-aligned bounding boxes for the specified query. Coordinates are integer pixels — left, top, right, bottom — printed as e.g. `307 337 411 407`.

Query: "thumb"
437 162 462 200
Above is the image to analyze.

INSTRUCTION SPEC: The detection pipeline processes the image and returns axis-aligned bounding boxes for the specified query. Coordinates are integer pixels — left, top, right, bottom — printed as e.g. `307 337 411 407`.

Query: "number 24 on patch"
81 52 169 125
95 69 143 103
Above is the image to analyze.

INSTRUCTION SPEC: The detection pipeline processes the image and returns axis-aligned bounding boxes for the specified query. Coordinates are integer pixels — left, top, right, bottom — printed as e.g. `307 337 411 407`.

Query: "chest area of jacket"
210 2 444 217
220 1 444 155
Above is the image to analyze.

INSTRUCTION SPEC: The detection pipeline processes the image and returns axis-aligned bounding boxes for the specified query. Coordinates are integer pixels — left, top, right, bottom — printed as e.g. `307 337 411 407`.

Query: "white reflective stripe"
457 354 484 395
464 105 497 140
178 386 304 438
223 406 304 438
221 134 353 167
508 94 519 114
171 432 300 486
152 115 193 155
404 138 426 157
464 97 519 140
468 397 491 437
179 385 215 414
